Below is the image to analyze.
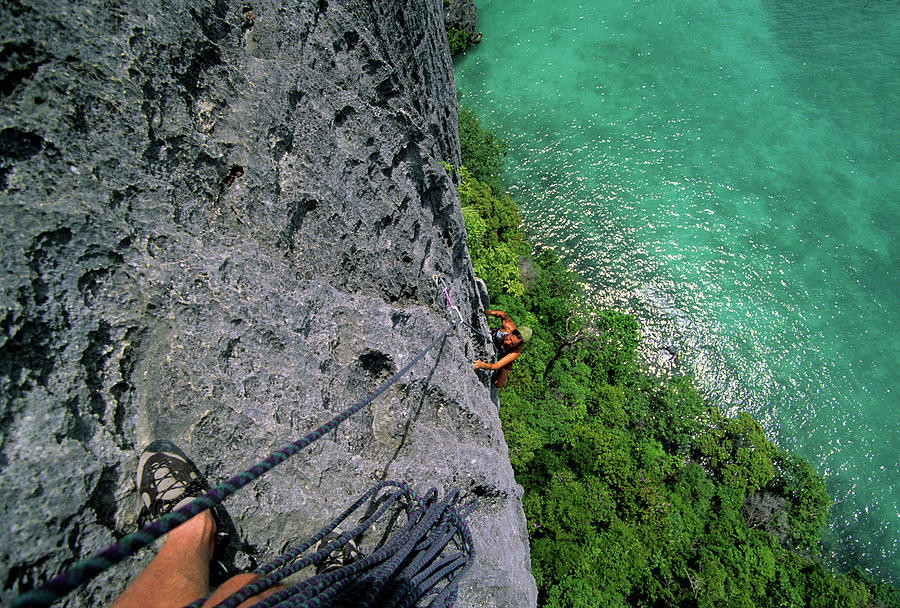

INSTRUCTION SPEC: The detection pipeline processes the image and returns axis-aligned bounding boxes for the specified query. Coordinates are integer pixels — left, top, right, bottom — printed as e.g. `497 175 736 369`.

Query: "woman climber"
473 309 531 388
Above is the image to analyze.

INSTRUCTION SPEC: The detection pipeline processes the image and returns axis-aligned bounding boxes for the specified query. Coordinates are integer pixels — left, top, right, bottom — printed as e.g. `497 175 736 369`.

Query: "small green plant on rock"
447 27 470 55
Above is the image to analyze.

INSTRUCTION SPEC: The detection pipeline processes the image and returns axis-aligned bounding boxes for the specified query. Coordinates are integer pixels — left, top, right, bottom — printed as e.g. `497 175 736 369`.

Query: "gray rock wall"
0 0 536 605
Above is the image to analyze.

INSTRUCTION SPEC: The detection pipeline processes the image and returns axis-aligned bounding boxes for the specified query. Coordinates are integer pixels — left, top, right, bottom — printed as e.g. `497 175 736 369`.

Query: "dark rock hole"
334 105 355 128
0 127 43 161
358 350 395 378
89 466 120 530
280 197 320 252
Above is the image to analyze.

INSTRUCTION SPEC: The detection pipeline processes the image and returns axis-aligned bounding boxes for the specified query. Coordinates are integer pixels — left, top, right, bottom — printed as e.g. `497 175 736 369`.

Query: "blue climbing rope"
12 321 466 608
193 481 475 608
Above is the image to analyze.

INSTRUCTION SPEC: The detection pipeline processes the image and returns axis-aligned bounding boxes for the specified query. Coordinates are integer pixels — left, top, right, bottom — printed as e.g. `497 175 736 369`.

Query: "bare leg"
493 365 511 388
111 510 215 608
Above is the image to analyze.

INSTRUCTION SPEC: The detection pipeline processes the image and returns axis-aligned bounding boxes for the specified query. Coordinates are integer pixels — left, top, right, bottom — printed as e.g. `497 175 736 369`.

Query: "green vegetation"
453 105 899 608
458 106 508 194
443 1 479 56
447 27 470 55
459 165 525 297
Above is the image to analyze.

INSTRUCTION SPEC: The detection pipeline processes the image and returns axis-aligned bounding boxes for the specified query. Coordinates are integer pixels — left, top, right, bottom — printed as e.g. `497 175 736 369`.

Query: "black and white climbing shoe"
136 439 235 583
314 528 362 575
137 439 209 519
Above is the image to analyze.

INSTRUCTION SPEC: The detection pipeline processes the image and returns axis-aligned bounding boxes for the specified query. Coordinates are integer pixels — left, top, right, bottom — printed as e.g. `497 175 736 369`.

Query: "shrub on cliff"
447 28 470 55
458 105 508 194
458 167 525 297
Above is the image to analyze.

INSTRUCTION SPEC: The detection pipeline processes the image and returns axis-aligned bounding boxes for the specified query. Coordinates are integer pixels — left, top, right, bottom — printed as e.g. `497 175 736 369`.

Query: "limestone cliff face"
0 0 536 605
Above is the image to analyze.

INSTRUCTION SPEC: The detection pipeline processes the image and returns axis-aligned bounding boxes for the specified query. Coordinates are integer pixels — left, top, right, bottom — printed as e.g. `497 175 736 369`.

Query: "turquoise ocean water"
455 0 899 582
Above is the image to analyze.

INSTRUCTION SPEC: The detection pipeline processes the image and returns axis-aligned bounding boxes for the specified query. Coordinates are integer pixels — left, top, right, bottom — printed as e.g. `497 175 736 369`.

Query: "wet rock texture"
0 0 536 605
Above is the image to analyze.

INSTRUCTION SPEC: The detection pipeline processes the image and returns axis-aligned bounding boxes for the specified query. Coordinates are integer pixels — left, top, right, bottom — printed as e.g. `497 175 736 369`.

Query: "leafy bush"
458 105 508 194
447 27 469 55
458 166 525 297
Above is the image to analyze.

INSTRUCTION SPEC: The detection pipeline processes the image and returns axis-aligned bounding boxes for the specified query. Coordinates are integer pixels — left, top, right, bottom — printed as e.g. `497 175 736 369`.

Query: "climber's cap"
514 326 532 343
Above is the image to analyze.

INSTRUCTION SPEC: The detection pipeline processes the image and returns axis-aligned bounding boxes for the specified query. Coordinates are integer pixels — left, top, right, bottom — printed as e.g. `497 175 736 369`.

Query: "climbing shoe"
314 528 362 575
137 439 209 519
136 439 237 584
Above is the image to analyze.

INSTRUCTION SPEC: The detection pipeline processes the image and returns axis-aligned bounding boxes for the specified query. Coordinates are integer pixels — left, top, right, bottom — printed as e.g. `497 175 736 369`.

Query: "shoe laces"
145 459 208 517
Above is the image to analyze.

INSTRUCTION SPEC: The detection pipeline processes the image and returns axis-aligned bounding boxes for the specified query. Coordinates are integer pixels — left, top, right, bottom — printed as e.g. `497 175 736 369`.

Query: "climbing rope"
433 274 464 324
431 275 494 350
188 481 475 608
12 321 465 608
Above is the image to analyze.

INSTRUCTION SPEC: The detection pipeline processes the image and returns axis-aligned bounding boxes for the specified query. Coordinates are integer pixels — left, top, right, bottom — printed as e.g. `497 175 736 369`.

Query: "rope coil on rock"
12 321 466 608
190 481 475 608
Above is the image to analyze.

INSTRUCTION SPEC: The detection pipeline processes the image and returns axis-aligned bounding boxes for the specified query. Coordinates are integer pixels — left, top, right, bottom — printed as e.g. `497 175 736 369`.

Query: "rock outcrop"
0 0 536 605
444 0 481 45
